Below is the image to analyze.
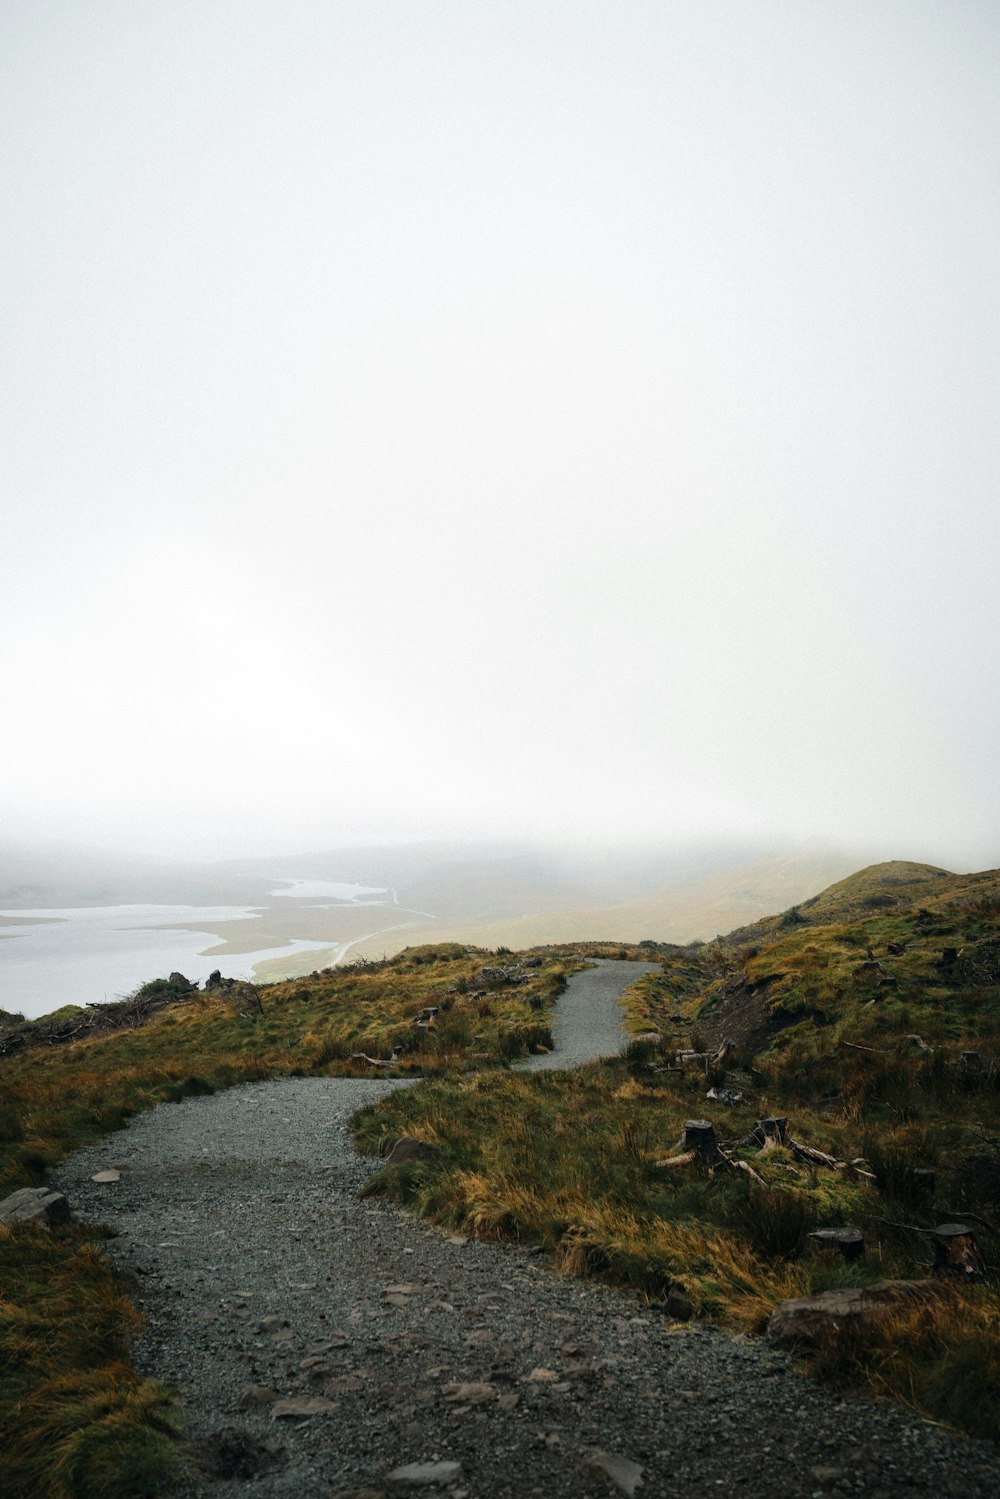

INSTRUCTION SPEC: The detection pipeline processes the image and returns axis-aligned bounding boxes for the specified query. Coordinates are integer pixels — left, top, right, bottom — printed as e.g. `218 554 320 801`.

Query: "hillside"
1 858 999 1495
321 844 861 970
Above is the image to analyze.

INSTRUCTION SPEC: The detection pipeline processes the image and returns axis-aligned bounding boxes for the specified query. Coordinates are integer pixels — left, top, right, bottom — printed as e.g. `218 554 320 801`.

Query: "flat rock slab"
767 1280 948 1349
0 1186 70 1226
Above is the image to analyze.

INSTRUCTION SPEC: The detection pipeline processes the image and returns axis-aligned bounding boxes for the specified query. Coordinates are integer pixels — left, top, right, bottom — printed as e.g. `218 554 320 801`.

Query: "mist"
3 2 998 873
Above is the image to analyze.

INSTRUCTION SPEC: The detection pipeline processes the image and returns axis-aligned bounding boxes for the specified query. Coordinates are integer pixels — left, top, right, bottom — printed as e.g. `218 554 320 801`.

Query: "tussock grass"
0 1222 177 1496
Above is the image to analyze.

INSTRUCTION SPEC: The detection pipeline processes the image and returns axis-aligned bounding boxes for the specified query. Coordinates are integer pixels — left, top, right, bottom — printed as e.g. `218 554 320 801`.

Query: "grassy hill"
1 861 998 1494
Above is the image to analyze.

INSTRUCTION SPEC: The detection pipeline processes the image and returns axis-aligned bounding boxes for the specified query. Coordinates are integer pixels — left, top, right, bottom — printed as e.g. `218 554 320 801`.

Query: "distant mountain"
334 843 863 964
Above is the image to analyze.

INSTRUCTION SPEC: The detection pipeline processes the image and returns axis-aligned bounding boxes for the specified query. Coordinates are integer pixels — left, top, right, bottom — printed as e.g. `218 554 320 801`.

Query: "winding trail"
53 964 1000 1497
518 959 659 1071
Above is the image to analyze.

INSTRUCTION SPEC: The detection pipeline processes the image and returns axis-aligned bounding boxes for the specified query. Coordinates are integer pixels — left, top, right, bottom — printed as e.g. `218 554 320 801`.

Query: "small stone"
441 1381 498 1404
237 1384 279 1409
524 1367 559 1382
260 1314 291 1332
90 1169 121 1183
386 1460 462 1487
585 1451 644 1497
271 1396 337 1419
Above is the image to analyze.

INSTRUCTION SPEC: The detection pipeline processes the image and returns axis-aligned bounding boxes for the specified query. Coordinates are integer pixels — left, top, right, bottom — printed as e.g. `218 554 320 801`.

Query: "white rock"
387 1460 463 1487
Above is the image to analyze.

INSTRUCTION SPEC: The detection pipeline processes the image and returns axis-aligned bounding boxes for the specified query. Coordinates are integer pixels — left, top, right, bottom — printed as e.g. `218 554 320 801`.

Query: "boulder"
385 1136 440 1166
0 1187 71 1227
767 1279 946 1348
665 1286 693 1321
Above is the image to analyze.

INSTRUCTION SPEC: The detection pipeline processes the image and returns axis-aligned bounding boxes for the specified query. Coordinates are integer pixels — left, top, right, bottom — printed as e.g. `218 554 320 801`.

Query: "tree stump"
933 1223 985 1281
758 1117 789 1148
682 1120 720 1161
808 1228 865 1262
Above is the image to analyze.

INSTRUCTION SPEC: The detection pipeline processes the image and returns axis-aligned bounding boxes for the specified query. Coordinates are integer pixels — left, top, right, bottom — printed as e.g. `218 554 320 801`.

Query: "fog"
3 2 998 871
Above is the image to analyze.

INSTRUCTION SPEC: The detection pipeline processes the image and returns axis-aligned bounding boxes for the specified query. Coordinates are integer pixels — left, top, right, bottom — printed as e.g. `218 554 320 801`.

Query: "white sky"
2 1 999 867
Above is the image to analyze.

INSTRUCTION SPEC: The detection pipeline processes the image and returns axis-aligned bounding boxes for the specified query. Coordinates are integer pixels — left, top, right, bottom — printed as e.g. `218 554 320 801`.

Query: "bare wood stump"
682 1119 721 1162
808 1228 865 1262
758 1117 789 1149
933 1223 985 1281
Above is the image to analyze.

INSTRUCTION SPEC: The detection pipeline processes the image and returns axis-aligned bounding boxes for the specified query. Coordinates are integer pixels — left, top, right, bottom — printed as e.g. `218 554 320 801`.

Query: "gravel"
517 959 660 1071
51 964 1000 1497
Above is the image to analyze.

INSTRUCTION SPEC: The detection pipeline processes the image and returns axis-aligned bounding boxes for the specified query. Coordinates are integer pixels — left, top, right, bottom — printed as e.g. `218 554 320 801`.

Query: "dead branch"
655 1150 696 1170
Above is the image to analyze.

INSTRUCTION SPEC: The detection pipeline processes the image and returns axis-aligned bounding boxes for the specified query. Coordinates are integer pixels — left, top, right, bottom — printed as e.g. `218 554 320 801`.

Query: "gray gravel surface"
518 959 659 1071
52 966 1000 1498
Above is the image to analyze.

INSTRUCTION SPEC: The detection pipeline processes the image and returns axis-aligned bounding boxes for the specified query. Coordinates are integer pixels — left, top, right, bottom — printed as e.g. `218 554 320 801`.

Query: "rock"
767 1280 947 1348
585 1450 644 1496
808 1227 865 1262
386 1461 462 1487
385 1137 441 1166
271 1395 337 1419
665 1287 693 1321
192 1426 285 1479
0 1186 71 1226
441 1381 498 1404
90 1169 121 1183
237 1384 279 1408
260 1314 291 1332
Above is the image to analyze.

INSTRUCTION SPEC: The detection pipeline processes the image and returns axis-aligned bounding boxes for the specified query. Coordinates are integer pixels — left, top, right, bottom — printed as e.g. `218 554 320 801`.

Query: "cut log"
791 1140 843 1170
350 1049 403 1069
932 1223 985 1281
808 1228 865 1262
758 1117 789 1150
682 1120 720 1161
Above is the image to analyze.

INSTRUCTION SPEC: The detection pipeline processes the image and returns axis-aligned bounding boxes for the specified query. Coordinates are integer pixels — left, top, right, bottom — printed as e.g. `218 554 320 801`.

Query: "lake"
0 889 382 1020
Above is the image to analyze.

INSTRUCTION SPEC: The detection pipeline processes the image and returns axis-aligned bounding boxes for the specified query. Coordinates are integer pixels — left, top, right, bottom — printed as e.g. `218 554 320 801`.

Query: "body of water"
268 879 392 902
0 903 335 1020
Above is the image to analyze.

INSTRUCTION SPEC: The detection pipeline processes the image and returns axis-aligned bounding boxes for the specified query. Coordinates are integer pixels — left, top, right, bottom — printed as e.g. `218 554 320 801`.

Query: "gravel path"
52 966 1000 1497
518 959 659 1071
